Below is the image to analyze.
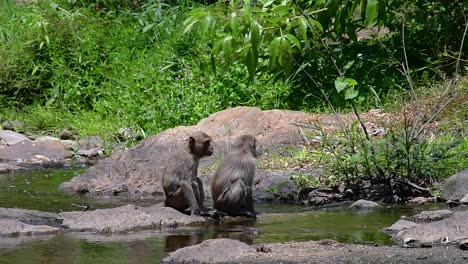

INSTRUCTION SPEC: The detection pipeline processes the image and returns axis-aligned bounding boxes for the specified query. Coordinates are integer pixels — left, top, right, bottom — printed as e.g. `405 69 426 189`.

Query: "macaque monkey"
162 131 213 216
211 135 258 218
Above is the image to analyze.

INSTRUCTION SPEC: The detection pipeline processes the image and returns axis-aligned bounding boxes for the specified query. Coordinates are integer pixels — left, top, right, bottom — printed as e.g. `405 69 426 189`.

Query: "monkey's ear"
189 136 196 146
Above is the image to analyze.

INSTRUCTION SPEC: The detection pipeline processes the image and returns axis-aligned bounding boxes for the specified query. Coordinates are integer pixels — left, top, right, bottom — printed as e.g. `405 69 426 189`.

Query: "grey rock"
402 210 453 223
349 199 380 209
460 239 468 250
0 219 59 237
78 136 104 151
60 139 79 151
442 170 468 202
394 211 468 246
381 220 420 236
77 148 99 157
0 207 61 227
408 197 436 204
59 130 75 140
60 204 205 233
34 136 60 142
1 120 24 132
162 238 254 264
460 194 468 204
253 170 300 202
0 130 29 146
0 163 25 174
0 140 72 161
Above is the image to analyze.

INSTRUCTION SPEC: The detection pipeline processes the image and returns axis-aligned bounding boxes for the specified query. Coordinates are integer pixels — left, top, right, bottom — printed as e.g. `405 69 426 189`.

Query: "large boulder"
0 130 29 146
162 238 254 264
58 107 317 197
0 207 61 227
0 139 72 161
0 219 59 237
59 106 390 198
442 170 468 202
60 204 205 233
393 211 468 247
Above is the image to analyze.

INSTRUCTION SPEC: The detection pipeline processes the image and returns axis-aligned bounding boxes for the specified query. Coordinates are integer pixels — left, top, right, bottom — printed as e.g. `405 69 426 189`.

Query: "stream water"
0 169 444 264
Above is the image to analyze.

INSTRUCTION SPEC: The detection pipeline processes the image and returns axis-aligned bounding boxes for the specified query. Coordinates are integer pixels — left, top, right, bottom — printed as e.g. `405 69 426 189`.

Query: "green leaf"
349 153 363 164
222 36 234 62
344 87 359 100
308 18 324 34
262 0 275 8
250 20 261 49
284 34 301 51
246 46 258 81
244 0 252 22
269 37 281 67
230 12 239 35
360 0 368 20
347 78 358 86
298 17 309 46
365 0 378 26
377 0 387 26
335 77 348 93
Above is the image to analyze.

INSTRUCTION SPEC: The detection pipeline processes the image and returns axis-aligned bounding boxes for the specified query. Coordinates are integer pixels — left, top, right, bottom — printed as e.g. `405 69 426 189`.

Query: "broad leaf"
335 77 348 93
250 20 261 49
285 34 302 51
344 87 359 100
365 0 378 26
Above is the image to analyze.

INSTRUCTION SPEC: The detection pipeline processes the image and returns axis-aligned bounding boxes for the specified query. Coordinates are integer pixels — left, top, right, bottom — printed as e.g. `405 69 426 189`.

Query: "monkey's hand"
199 208 227 221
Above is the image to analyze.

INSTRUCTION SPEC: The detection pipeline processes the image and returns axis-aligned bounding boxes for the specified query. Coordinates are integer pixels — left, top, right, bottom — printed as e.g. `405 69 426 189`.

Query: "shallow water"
0 169 445 263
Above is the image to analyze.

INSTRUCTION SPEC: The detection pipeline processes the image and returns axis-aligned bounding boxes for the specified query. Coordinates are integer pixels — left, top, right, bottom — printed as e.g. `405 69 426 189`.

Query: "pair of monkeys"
161 131 257 219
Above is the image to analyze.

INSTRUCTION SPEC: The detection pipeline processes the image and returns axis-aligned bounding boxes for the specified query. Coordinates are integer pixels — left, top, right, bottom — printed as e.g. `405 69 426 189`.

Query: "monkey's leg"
194 177 205 208
180 181 201 215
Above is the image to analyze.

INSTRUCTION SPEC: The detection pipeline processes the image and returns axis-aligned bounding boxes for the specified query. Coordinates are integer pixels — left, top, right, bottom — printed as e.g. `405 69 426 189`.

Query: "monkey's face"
189 132 213 158
204 139 213 156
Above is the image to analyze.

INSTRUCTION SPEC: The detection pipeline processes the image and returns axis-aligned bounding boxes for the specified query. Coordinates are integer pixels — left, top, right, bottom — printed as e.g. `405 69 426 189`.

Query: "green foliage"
318 122 467 188
183 0 467 109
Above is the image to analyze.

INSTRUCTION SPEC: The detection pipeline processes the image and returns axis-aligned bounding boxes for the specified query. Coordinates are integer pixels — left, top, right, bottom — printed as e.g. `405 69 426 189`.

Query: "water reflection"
0 169 451 263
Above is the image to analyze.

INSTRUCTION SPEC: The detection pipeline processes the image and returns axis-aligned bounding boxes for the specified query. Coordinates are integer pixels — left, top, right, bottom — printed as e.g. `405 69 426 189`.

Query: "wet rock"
0 130 30 146
0 163 25 174
306 188 341 206
381 220 420 236
401 210 453 223
460 239 468 250
349 199 380 209
0 219 59 237
0 207 61 227
162 238 254 264
408 197 437 204
394 211 468 247
60 204 205 233
442 170 468 202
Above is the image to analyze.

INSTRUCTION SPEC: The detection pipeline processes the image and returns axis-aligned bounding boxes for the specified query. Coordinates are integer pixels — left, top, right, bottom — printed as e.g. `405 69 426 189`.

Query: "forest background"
0 0 467 186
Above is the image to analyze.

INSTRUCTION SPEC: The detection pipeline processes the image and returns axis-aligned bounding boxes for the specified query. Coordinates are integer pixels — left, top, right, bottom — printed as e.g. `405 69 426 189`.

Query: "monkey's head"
235 134 258 157
189 131 213 158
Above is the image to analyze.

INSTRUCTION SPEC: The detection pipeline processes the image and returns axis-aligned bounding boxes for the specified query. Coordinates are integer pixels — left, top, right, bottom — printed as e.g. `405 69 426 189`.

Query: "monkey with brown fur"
211 134 258 219
162 131 213 216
